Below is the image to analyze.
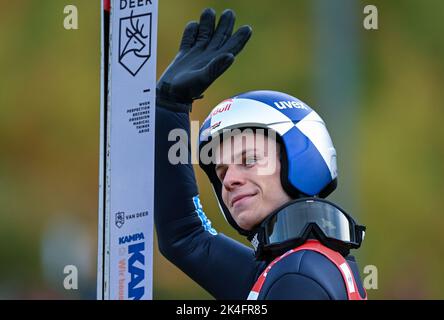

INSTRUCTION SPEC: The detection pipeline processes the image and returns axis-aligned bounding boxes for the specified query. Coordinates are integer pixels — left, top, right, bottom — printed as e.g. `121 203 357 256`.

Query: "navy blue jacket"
154 106 366 300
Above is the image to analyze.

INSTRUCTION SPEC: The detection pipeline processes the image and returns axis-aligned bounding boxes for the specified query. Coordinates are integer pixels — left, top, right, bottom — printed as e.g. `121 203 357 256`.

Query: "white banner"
98 0 157 300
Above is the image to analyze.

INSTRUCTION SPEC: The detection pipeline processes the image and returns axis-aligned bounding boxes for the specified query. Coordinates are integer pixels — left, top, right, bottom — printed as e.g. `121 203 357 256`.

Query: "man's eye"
245 156 257 166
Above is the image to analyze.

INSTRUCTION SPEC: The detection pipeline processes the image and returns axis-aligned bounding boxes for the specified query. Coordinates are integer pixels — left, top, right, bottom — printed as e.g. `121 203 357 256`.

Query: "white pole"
98 0 158 300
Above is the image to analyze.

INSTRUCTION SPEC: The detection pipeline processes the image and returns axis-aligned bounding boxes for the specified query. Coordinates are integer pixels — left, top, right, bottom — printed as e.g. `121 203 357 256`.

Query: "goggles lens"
265 199 353 245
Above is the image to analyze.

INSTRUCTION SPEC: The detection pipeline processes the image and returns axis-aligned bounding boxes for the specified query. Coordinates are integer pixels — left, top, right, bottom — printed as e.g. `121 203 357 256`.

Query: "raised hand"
156 8 252 112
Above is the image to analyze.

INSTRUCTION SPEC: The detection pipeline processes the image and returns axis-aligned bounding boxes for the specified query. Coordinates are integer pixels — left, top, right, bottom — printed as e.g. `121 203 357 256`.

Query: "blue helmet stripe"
283 127 332 195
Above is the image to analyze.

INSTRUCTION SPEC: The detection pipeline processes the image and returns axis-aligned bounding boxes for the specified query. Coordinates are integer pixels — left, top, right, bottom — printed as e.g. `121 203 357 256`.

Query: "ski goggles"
251 198 366 258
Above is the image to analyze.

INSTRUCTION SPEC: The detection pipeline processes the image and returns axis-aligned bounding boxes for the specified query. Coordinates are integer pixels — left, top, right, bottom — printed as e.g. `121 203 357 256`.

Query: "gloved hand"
156 8 252 112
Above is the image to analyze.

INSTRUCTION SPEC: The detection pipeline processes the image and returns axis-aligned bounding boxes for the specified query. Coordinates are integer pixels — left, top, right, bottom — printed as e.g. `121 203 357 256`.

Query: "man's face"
214 130 292 231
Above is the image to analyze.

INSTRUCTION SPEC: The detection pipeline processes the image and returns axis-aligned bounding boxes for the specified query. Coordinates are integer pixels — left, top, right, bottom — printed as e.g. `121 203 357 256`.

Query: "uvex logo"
274 101 308 110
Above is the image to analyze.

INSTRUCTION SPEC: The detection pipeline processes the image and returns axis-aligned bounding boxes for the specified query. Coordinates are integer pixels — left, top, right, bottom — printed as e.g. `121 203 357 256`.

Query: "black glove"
156 8 252 113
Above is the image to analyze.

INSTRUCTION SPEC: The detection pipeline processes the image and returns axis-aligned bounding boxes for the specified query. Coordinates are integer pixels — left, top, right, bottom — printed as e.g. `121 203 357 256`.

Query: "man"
155 8 366 300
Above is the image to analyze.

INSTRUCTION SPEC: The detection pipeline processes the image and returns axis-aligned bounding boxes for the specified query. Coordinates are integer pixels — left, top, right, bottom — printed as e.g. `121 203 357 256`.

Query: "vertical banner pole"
98 0 158 300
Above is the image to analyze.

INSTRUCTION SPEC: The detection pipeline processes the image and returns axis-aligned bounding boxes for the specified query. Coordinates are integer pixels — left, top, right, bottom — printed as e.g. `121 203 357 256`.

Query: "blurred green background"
0 0 443 299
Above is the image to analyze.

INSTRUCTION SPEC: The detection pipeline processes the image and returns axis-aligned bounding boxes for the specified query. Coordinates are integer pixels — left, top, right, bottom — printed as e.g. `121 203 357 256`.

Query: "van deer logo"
119 11 151 76
115 211 125 228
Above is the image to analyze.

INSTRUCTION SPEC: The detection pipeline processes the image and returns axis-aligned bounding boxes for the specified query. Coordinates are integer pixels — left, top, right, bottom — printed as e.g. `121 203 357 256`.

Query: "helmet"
198 90 337 235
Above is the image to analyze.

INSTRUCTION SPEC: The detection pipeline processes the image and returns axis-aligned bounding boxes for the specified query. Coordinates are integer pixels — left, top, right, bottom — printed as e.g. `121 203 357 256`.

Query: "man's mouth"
231 192 258 207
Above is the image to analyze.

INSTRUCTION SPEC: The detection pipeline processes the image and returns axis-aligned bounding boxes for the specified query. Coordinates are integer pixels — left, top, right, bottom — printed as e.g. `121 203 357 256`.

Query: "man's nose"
222 165 245 190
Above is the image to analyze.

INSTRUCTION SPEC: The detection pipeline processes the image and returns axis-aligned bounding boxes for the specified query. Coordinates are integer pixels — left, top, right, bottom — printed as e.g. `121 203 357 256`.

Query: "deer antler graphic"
129 11 148 39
